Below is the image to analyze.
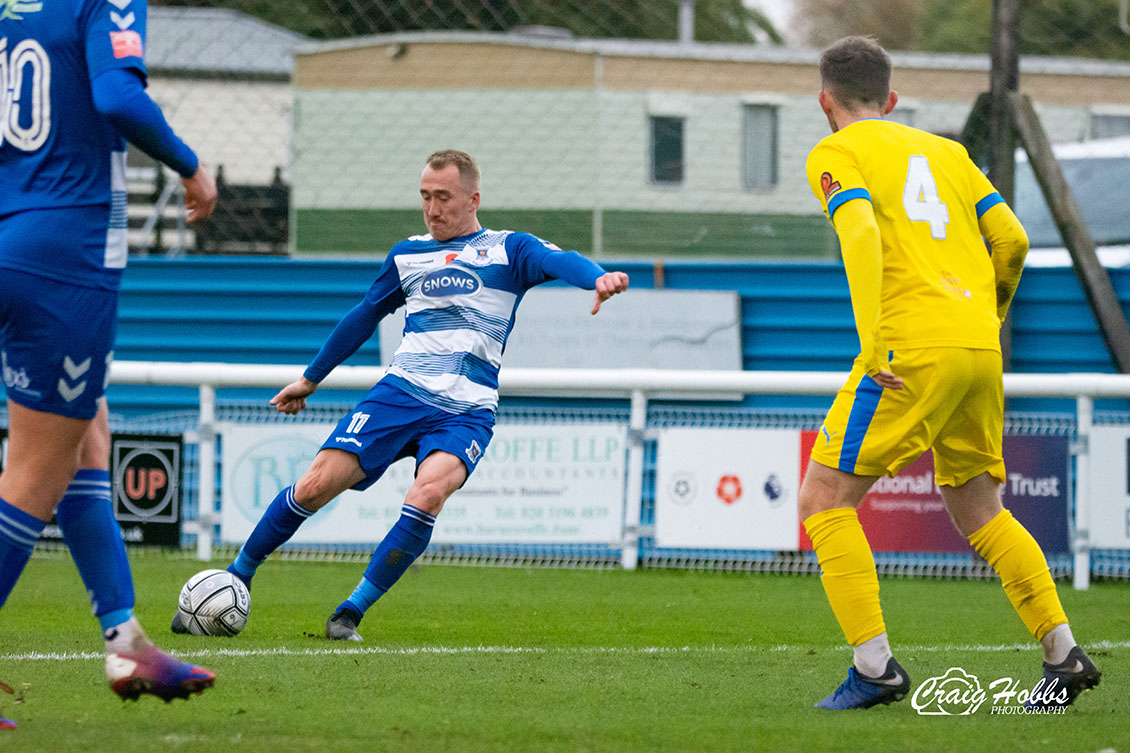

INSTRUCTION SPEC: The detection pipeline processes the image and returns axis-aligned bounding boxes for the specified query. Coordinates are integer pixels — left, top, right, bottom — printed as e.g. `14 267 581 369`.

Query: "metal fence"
137 1 1130 258
96 360 1130 587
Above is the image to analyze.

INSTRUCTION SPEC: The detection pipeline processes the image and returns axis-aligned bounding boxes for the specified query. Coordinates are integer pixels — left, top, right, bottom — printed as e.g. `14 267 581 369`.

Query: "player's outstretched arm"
591 271 630 315
533 242 629 315
270 377 318 415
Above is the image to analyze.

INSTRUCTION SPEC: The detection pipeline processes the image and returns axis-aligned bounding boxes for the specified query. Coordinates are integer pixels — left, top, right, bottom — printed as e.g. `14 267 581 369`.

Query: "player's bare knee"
797 490 820 521
404 486 446 516
404 479 451 516
294 450 362 510
0 456 79 519
798 488 840 521
0 484 62 521
798 472 835 520
293 468 336 511
940 483 1003 537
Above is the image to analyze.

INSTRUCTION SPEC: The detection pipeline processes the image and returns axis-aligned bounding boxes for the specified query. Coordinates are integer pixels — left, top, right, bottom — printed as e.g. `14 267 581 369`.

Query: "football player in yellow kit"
799 36 1100 710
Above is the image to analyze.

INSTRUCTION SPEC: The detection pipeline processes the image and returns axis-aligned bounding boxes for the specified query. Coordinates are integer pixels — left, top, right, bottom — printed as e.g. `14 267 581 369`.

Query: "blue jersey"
0 0 149 286
305 228 605 414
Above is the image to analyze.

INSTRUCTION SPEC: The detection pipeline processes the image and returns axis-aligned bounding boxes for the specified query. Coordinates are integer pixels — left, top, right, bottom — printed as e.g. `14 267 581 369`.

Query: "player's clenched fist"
591 271 629 315
270 377 318 414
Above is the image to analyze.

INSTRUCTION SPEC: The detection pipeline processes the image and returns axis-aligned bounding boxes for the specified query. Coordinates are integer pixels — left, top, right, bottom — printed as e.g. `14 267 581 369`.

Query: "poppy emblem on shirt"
110 30 143 59
820 172 842 200
420 267 482 298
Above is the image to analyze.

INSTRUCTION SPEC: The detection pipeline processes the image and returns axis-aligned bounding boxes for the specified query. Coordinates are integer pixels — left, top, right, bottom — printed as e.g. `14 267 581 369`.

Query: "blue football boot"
816 657 910 710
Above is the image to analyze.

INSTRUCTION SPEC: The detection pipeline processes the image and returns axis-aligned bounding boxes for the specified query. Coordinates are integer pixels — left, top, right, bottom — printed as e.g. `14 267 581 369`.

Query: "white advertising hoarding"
1087 426 1130 548
654 427 801 550
379 289 741 371
219 421 626 546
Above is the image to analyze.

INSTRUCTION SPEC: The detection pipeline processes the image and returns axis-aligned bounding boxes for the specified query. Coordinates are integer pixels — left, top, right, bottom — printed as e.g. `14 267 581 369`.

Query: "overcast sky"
743 0 799 44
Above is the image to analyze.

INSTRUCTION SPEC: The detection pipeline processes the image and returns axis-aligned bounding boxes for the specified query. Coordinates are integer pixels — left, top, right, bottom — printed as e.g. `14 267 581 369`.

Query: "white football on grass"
176 569 250 636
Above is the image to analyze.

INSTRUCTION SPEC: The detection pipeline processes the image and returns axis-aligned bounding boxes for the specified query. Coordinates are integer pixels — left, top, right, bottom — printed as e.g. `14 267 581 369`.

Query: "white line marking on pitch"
4 639 1128 663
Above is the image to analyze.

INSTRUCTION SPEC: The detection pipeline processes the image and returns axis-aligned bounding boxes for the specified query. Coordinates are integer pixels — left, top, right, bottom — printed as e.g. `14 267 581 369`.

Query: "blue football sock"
339 504 435 618
228 485 313 587
0 495 46 610
55 469 136 631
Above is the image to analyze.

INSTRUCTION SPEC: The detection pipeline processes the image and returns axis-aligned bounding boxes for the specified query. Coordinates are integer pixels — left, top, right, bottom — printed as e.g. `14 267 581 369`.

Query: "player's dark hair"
820 36 891 111
426 149 480 191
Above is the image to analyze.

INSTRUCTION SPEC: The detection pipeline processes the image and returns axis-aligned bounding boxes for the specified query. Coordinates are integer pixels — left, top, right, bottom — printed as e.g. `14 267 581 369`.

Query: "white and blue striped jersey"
0 0 148 287
304 228 606 414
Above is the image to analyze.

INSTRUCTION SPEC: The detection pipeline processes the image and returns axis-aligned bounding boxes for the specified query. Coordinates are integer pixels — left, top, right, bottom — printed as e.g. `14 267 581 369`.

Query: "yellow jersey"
806 119 1007 353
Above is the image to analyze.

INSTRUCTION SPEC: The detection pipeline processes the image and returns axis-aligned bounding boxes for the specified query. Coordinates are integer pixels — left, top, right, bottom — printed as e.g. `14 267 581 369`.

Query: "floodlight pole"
985 0 1129 590
678 0 695 45
988 0 1020 205
987 0 1130 379
988 0 1022 372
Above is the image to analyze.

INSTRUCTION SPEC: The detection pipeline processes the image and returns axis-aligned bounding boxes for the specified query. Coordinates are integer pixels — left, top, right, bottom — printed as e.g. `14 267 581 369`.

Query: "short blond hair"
426 149 480 191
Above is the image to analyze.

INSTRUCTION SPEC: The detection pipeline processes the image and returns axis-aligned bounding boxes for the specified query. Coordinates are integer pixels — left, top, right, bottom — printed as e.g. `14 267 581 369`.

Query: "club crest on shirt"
820 172 842 200
420 266 482 298
454 242 506 267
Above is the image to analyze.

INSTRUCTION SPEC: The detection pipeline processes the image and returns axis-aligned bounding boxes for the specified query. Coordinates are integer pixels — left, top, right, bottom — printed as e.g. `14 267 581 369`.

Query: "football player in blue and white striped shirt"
213 150 628 641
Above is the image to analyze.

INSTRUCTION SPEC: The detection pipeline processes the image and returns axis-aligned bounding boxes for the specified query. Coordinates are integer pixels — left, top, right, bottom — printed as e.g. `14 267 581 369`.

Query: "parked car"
1014 136 1130 267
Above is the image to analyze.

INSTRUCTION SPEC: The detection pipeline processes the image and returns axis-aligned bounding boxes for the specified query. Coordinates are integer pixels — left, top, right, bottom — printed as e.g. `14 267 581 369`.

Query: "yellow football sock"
967 508 1067 640
804 507 885 646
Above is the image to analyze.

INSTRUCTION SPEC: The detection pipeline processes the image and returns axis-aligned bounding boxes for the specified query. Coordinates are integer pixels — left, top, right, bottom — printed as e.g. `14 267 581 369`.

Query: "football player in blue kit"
202 149 629 641
0 0 218 701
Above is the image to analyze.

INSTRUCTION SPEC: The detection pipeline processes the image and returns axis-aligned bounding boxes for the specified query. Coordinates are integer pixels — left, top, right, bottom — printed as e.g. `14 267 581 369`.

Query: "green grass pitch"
1 553 1125 752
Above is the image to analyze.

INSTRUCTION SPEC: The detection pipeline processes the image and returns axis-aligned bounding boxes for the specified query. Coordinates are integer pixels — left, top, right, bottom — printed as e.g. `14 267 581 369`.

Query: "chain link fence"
136 1 1130 259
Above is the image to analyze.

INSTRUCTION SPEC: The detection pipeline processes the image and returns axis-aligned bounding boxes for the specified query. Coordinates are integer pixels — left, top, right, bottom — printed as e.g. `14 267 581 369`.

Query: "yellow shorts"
811 347 1005 486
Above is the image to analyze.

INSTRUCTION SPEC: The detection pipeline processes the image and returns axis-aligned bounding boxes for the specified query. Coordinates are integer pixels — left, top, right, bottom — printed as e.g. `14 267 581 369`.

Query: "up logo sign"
111 434 182 547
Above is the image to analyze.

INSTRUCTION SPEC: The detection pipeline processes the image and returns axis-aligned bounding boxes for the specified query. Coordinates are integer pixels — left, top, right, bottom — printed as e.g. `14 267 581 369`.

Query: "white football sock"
1041 623 1076 665
853 632 894 679
103 616 152 655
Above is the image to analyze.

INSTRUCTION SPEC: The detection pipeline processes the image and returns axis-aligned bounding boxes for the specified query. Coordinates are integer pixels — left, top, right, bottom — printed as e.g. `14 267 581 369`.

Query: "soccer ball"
175 569 250 636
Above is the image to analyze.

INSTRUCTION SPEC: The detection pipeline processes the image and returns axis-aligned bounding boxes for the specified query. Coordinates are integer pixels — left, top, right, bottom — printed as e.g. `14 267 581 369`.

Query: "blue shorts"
0 267 117 420
320 380 496 491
